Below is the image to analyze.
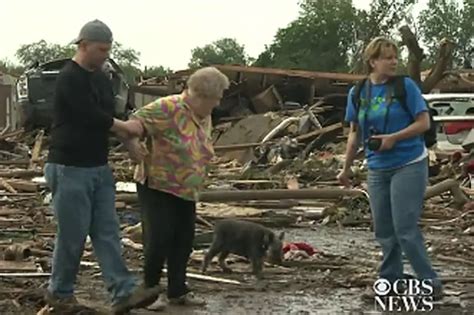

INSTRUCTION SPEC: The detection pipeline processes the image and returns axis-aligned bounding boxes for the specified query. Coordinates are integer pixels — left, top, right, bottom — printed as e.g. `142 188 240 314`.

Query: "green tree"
254 0 416 72
189 38 249 68
142 65 173 78
419 0 473 67
349 0 417 72
0 59 24 77
253 0 357 72
15 40 142 82
16 40 75 66
110 42 142 83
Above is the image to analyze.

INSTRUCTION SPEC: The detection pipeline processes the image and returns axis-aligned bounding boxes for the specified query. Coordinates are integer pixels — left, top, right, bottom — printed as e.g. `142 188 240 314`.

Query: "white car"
423 93 474 151
424 93 474 116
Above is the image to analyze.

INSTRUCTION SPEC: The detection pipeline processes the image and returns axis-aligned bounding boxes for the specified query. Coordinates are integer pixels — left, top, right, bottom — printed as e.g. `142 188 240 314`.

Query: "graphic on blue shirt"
345 77 428 170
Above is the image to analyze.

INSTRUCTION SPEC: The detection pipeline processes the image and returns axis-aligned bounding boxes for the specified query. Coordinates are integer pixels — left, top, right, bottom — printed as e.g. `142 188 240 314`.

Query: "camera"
367 127 382 151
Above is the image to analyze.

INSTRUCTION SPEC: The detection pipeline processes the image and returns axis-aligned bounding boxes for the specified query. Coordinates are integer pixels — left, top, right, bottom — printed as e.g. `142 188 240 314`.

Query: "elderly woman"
123 67 229 310
337 37 443 300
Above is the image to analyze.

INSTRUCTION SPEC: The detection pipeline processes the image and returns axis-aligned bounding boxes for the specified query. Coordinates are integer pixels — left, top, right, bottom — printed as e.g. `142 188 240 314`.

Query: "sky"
0 0 430 70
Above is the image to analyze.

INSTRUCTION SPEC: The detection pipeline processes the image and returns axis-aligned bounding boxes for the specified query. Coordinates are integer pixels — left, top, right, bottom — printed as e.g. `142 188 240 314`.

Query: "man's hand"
111 119 144 139
370 134 397 151
337 168 353 188
123 138 148 163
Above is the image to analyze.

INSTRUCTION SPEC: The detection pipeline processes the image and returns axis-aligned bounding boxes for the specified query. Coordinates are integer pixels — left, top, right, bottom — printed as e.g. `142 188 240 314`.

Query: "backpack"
351 75 437 148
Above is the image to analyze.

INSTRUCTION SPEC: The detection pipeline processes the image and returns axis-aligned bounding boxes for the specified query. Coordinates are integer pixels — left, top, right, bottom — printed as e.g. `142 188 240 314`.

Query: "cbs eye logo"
373 279 392 296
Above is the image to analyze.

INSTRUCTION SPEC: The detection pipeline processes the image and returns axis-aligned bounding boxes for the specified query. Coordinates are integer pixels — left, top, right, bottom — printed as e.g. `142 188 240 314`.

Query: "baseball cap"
71 19 113 45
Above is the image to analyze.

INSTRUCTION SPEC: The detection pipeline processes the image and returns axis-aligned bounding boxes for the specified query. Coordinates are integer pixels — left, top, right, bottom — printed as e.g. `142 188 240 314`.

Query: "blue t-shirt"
345 77 427 170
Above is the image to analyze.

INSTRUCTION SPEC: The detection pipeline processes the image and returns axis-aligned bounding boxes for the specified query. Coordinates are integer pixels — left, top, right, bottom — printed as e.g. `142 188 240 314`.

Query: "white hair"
187 67 230 98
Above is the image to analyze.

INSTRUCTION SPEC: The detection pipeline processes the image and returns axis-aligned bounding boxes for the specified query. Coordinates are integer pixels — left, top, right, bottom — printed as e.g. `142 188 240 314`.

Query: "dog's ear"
278 231 285 241
263 232 274 246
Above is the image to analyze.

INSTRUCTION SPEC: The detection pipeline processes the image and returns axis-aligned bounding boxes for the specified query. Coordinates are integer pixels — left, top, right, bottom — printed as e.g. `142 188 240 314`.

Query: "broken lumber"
0 179 17 194
0 130 23 140
0 160 29 166
197 215 213 228
425 179 469 207
0 170 43 178
295 123 343 141
121 238 142 250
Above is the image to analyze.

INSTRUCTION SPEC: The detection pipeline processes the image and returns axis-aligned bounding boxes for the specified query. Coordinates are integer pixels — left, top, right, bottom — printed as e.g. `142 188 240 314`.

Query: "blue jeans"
44 163 136 304
367 158 441 288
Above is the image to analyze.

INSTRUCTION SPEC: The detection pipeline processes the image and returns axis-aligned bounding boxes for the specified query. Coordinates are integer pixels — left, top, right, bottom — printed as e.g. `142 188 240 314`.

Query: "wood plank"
0 260 37 272
6 180 39 192
295 123 343 141
0 170 43 178
0 272 50 277
0 209 23 216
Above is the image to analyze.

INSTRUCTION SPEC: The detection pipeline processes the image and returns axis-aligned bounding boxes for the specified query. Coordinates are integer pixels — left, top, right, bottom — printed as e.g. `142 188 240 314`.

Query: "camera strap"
362 79 394 136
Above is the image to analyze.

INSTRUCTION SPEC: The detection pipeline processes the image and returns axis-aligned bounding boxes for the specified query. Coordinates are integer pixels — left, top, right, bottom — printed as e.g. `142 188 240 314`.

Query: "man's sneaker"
147 294 168 311
432 285 444 301
44 292 92 314
361 286 376 301
112 285 160 314
169 292 206 306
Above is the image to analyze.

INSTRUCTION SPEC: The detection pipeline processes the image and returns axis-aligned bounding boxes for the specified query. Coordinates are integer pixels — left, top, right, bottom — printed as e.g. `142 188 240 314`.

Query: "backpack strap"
390 75 412 120
351 78 368 119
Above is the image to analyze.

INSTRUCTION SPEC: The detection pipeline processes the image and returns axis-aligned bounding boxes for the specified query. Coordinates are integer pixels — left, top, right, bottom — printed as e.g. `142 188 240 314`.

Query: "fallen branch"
425 179 469 207
421 38 456 93
399 25 424 84
117 188 366 204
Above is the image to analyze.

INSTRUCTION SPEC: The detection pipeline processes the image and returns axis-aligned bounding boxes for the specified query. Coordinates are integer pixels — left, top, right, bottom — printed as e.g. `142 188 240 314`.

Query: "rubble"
0 75 473 313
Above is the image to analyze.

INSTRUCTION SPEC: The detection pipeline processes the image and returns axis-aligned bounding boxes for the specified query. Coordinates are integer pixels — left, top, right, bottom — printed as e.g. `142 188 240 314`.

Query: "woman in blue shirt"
338 37 443 300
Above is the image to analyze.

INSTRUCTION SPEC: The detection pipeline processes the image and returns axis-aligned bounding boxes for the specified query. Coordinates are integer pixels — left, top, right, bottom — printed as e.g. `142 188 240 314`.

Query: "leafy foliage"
254 0 357 72
419 0 473 67
189 38 249 68
16 40 75 66
0 59 25 76
142 65 173 78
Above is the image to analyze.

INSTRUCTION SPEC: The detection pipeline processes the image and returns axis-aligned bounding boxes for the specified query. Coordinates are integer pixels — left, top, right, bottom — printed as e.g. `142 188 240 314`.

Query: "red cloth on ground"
282 242 317 256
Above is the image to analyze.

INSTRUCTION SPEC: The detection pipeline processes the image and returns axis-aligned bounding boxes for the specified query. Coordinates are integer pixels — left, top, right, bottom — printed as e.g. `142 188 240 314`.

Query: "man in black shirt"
44 20 156 314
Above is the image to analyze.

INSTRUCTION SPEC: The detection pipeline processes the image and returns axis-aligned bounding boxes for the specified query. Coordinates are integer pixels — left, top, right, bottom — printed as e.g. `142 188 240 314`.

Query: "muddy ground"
1 222 473 315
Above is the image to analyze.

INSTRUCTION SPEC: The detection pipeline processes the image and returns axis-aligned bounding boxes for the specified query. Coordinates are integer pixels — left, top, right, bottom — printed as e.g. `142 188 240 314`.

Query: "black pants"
136 183 196 298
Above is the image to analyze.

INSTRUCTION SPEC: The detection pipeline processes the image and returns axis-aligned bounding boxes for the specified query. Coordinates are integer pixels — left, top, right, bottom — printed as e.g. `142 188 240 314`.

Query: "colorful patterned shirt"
132 94 214 201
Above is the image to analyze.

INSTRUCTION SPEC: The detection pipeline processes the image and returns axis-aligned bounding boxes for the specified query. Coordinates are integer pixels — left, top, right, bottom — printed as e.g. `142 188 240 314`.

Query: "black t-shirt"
47 60 115 167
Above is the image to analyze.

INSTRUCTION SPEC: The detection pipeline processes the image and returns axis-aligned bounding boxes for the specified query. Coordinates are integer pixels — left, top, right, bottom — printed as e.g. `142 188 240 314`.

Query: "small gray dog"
201 219 284 279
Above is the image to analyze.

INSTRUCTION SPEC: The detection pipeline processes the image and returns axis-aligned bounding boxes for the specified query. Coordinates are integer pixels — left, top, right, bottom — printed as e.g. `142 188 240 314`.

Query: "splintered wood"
0 179 17 194
29 130 45 169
